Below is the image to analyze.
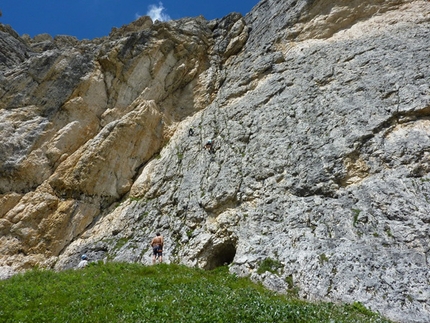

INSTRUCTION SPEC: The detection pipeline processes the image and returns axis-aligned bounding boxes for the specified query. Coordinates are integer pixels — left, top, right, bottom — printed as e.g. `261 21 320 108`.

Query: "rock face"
1 1 429 322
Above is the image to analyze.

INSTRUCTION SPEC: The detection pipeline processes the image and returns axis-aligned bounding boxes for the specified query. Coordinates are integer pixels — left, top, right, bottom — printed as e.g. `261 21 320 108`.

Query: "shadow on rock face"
203 240 237 270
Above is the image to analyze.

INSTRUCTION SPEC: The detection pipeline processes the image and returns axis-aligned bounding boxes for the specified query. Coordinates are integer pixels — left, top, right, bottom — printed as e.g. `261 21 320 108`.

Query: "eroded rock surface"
1 1 429 322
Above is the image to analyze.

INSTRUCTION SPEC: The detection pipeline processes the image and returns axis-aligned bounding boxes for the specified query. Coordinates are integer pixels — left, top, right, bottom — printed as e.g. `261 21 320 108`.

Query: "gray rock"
1 0 430 322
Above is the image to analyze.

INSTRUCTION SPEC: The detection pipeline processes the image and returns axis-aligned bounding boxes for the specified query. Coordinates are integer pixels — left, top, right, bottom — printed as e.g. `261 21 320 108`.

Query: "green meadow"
0 262 392 323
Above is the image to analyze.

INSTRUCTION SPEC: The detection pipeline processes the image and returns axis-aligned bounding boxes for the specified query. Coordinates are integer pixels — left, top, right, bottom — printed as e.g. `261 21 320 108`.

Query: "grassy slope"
0 262 392 323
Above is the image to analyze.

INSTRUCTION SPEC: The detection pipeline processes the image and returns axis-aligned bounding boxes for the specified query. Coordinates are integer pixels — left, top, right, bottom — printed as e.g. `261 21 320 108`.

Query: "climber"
204 139 214 153
151 232 164 264
77 254 89 269
189 128 194 136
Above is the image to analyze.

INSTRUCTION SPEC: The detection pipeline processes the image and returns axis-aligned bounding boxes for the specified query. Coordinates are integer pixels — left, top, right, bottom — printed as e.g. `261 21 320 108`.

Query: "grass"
352 208 361 227
318 253 329 265
257 257 283 274
0 262 392 323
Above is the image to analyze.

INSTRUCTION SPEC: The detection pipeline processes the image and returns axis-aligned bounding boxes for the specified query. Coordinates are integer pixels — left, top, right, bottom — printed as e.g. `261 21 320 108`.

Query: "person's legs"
152 247 158 264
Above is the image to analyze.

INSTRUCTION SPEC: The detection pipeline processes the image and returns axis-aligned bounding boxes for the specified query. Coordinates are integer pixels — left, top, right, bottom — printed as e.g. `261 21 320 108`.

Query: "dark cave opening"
204 241 237 270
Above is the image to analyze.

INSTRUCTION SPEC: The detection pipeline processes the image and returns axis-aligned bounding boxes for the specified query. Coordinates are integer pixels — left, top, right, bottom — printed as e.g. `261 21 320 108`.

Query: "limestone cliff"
1 1 429 322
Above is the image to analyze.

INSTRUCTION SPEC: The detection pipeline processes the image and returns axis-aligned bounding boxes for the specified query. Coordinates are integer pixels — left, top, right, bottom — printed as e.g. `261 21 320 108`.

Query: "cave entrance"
204 241 237 270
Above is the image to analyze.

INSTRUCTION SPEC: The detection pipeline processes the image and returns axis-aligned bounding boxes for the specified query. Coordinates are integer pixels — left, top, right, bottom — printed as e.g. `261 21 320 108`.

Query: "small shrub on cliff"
0 262 392 323
257 257 283 274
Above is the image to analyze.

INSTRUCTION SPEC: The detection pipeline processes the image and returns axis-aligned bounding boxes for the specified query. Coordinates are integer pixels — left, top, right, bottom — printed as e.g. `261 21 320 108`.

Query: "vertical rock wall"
1 1 429 322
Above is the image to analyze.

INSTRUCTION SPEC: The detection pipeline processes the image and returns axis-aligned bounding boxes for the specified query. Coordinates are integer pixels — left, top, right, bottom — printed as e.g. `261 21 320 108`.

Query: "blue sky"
0 0 259 40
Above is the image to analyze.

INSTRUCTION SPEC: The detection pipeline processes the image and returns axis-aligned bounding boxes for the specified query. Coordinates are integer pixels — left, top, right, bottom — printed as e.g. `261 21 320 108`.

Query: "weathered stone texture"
1 1 429 322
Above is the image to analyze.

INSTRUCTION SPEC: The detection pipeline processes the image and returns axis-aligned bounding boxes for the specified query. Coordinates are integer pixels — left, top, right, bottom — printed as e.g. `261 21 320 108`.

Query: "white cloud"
145 2 171 22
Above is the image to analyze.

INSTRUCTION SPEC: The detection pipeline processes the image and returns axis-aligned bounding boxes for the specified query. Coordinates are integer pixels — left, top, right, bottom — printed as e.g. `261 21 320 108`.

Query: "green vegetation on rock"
257 257 283 274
